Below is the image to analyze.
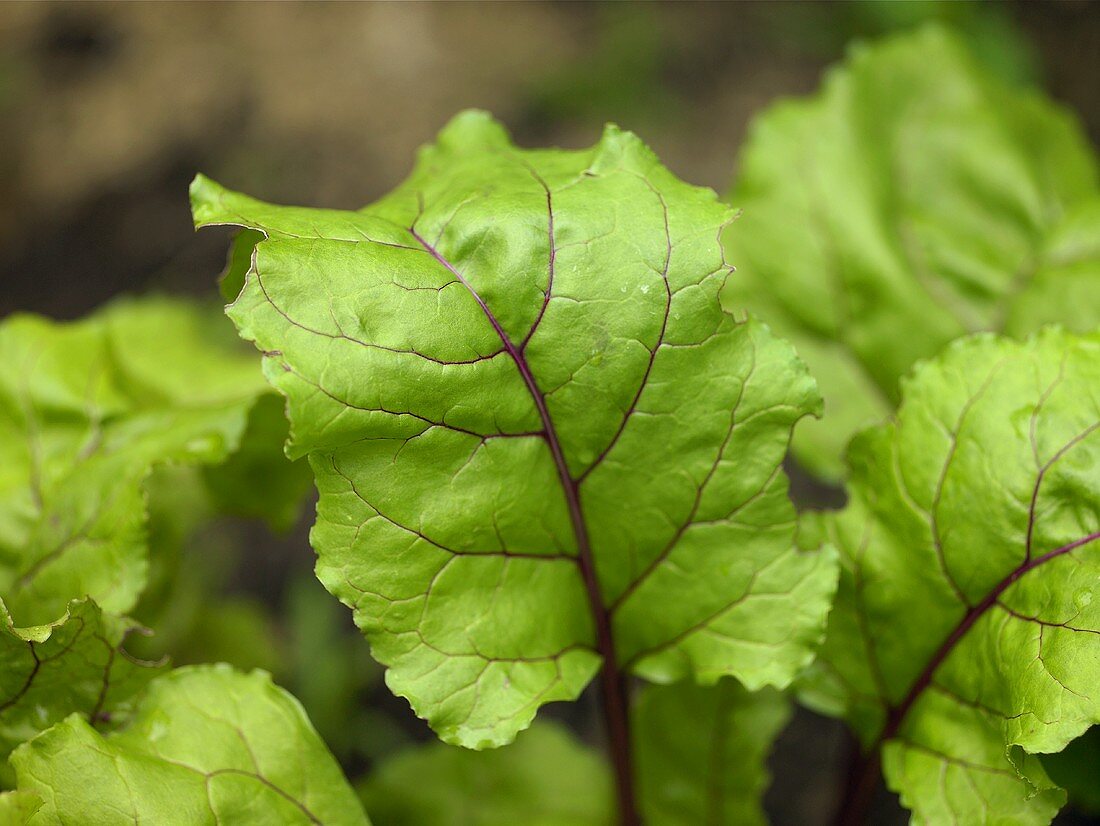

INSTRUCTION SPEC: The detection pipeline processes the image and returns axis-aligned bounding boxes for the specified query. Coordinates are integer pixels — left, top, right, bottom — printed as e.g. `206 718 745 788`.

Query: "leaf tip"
593 121 647 162
189 174 232 229
435 109 512 151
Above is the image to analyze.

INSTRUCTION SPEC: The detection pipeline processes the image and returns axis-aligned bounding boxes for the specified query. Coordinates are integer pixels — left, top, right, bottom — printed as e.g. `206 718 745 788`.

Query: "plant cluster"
1 26 1098 825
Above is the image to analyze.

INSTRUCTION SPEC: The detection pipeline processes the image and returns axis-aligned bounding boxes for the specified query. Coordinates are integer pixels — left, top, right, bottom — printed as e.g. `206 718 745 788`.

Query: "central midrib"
408 223 637 822
878 529 1100 746
407 229 604 588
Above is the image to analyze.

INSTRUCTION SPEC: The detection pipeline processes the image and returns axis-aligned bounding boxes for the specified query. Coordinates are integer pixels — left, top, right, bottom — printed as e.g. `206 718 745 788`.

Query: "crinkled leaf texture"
0 597 159 762
193 110 837 748
0 297 275 624
10 665 369 825
722 25 1100 479
801 329 1100 824
634 679 790 826
361 722 612 825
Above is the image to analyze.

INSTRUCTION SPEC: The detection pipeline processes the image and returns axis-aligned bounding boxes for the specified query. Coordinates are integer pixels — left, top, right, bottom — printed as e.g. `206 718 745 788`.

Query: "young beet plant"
190 104 1100 824
1 25 1098 826
722 29 1100 821
191 111 838 824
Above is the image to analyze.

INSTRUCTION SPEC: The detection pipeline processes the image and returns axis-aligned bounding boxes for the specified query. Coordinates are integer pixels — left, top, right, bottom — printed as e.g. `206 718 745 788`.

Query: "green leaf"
634 680 790 826
11 665 369 825
193 110 837 748
1006 197 1100 338
361 682 792 826
220 228 267 304
131 448 307 668
0 597 159 762
361 722 612 825
0 790 40 821
0 297 269 623
801 328 1100 823
124 464 238 668
788 2 1039 86
722 26 1099 479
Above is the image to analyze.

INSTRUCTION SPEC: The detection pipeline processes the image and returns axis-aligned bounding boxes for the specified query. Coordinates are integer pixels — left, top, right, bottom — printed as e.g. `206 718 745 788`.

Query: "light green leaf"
361 722 612 825
801 329 1100 824
11 665 369 825
0 597 159 762
0 790 40 822
1006 197 1100 338
220 228 267 304
124 464 235 668
634 679 790 826
164 597 283 675
0 297 269 623
193 110 837 748
722 25 1099 479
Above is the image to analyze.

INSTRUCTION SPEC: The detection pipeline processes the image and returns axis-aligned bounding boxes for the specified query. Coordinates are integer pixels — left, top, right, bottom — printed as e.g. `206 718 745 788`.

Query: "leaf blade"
11 665 369 825
0 597 159 761
195 111 836 747
634 680 790 826
805 328 1100 823
361 722 612 826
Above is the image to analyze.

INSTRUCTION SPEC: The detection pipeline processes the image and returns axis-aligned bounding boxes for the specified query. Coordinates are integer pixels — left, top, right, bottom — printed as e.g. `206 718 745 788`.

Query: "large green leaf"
11 665 369 825
634 679 789 826
722 26 1099 479
0 297 269 623
193 111 837 748
361 722 612 825
0 597 158 762
801 329 1100 823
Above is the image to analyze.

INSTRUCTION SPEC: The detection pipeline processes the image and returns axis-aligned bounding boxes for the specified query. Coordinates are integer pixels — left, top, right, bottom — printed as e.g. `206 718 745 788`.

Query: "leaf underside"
361 680 790 826
722 25 1100 479
361 722 612 826
634 679 790 826
802 328 1100 824
194 110 837 748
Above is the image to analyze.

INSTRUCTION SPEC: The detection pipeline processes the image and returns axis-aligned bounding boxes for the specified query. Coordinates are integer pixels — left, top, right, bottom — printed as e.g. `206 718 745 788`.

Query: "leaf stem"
832 738 881 826
511 337 640 826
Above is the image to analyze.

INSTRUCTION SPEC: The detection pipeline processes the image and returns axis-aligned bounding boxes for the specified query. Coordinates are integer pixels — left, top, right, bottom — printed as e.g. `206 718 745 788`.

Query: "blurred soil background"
2 2 1098 824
